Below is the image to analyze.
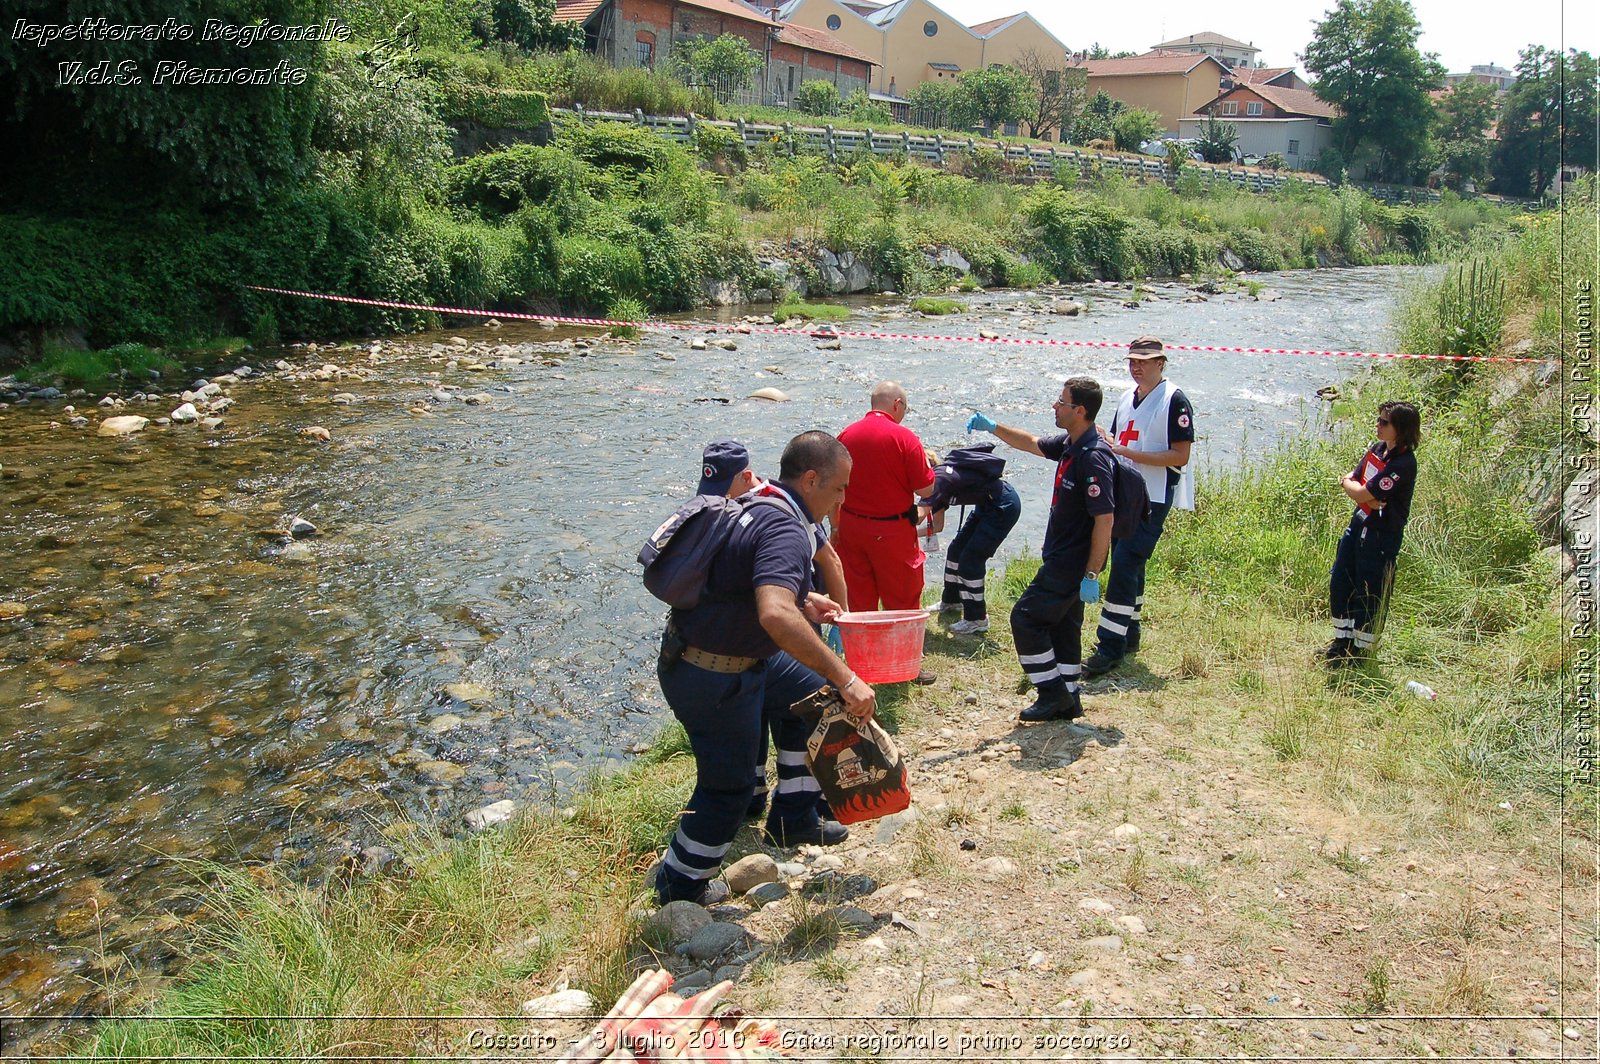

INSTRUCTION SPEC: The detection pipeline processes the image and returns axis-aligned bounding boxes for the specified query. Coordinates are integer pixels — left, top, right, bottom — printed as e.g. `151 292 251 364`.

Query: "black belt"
844 506 913 522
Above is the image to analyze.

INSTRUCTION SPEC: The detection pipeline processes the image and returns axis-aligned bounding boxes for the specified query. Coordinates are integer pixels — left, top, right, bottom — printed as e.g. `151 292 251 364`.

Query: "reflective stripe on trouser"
1010 563 1087 694
837 510 924 611
760 651 829 832
1096 499 1170 657
656 658 765 896
940 488 1023 622
1329 523 1401 650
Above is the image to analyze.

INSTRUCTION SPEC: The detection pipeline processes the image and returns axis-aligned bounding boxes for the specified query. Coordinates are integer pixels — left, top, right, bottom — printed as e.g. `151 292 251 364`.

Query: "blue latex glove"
824 625 845 656
967 411 997 433
1079 575 1101 604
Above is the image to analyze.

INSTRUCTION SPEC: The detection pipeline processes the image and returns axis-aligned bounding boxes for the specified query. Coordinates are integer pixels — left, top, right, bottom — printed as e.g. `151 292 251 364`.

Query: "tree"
1492 46 1598 197
1012 47 1089 141
1431 80 1497 189
1070 90 1124 144
1302 0 1444 182
0 0 327 207
1111 107 1163 152
1195 113 1240 163
792 79 841 116
907 80 958 130
1086 43 1137 60
470 0 584 52
665 34 762 102
952 64 1034 131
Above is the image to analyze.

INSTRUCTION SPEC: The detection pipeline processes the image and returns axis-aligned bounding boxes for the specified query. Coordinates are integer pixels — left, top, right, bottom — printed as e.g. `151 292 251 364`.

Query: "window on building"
1246 101 1263 116
636 32 655 67
1221 101 1238 115
788 65 795 93
827 13 841 29
1287 138 1300 155
923 19 938 36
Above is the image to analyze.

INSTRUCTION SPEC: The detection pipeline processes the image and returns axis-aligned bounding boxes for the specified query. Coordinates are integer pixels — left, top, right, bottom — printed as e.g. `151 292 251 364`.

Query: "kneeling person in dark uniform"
656 432 874 905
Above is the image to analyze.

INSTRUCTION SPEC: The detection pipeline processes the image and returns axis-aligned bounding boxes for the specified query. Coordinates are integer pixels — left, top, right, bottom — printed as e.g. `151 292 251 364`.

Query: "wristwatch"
1084 570 1099 580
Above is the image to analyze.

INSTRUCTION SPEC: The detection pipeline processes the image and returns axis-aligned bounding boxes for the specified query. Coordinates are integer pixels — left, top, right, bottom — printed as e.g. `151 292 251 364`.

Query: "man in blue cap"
696 439 845 825
654 433 869 906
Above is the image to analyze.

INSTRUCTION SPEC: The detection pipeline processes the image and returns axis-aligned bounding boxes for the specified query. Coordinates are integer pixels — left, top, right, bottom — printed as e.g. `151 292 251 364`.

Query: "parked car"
1140 138 1205 162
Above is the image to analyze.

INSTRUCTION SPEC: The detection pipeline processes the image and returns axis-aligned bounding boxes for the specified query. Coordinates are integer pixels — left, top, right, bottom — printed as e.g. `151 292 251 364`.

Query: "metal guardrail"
553 106 1534 206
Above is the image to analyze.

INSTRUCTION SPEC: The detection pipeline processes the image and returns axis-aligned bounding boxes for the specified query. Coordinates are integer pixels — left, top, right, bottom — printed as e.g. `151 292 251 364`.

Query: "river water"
0 269 1411 1016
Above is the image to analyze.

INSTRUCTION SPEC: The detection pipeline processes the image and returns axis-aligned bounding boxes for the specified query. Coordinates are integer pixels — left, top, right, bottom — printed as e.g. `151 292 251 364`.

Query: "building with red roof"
1180 82 1339 170
556 0 876 105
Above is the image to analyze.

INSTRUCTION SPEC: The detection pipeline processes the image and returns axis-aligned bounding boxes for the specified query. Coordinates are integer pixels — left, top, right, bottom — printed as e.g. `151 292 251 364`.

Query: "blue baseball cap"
698 439 750 495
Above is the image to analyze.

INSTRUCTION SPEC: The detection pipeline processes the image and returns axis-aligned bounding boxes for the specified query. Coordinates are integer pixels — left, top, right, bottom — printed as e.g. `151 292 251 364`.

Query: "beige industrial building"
776 0 1068 98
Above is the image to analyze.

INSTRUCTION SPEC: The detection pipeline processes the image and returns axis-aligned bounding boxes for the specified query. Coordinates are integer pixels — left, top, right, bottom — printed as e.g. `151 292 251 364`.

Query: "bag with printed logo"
790 685 911 825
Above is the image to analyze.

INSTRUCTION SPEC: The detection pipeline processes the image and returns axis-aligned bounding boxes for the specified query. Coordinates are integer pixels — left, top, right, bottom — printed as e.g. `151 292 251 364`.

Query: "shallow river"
0 269 1413 1016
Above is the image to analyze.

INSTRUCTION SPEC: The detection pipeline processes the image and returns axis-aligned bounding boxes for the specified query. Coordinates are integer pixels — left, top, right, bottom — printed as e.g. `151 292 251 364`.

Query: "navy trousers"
939 482 1022 622
760 652 829 830
656 658 764 901
1010 563 1085 693
656 651 826 902
1329 524 1401 650
1094 499 1172 657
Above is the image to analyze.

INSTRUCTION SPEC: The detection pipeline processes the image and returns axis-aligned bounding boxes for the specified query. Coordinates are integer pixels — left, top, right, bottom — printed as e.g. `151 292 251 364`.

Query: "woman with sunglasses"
1326 401 1422 664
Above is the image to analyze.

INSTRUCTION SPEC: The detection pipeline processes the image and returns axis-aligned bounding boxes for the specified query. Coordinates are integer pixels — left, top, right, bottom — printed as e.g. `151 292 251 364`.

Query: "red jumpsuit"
836 409 935 611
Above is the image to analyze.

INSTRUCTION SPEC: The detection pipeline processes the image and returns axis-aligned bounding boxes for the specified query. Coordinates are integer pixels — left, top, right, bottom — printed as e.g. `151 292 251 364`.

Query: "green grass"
909 297 963 315
607 296 648 339
771 300 850 324
17 342 180 387
75 729 695 1061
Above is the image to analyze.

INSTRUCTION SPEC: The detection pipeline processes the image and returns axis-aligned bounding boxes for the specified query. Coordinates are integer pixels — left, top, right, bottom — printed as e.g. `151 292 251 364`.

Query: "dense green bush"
793 81 841 117
436 85 551 129
1124 218 1209 276
445 145 591 218
1018 187 1134 280
1224 228 1288 271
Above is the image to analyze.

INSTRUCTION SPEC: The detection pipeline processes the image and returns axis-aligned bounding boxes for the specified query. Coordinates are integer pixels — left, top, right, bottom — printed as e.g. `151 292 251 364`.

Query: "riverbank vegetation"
0 2 1532 375
59 177 1592 1063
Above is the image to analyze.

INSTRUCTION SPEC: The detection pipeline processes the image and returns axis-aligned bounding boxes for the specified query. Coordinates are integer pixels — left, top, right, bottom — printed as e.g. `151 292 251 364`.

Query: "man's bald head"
870 381 908 420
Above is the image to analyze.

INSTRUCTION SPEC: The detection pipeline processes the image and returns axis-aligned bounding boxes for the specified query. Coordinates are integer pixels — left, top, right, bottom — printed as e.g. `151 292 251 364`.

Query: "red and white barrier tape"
244 284 1555 364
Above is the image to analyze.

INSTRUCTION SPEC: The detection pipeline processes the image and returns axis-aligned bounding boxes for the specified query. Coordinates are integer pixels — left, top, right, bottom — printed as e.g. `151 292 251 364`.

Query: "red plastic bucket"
832 609 930 683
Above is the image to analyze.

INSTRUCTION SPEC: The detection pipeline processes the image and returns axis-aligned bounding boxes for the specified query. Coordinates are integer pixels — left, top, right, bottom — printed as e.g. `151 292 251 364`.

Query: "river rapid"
0 269 1412 1017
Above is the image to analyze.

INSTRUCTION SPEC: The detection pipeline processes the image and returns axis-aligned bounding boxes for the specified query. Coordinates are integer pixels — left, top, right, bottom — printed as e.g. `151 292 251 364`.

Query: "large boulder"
838 251 873 293
97 416 149 436
931 247 971 273
701 278 742 306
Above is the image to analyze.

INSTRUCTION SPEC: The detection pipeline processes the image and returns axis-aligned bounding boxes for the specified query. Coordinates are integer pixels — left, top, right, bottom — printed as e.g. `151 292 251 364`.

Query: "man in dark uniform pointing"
967 378 1115 723
655 431 873 905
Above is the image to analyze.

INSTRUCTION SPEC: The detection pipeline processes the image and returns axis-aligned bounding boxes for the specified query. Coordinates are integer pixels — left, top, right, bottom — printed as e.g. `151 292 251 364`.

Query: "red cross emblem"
1117 422 1140 447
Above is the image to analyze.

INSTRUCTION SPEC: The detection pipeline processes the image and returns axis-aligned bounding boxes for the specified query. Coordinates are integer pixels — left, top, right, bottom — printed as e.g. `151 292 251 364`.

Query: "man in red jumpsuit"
836 381 937 681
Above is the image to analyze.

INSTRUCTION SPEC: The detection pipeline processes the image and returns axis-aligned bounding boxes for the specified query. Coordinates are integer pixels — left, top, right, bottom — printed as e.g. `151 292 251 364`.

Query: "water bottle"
1404 680 1437 700
919 517 940 554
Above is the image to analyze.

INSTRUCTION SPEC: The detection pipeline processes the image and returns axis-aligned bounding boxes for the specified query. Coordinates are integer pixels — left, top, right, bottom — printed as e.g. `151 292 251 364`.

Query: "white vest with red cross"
1111 379 1195 511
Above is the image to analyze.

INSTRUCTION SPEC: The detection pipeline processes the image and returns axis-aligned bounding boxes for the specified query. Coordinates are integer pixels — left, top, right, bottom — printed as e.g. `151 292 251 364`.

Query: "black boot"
1323 638 1355 666
1019 684 1084 723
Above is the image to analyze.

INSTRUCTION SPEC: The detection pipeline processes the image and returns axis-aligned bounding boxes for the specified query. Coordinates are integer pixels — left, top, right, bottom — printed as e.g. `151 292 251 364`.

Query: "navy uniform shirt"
1037 429 1116 569
1350 443 1417 533
674 481 814 658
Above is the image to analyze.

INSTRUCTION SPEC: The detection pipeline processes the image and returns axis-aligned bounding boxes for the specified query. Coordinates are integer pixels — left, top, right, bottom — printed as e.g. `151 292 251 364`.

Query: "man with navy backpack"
653 432 873 906
968 378 1115 723
1085 336 1195 675
695 438 844 828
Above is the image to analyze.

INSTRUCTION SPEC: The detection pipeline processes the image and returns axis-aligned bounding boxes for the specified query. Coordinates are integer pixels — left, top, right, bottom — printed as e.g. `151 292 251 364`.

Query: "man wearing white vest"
1085 336 1195 675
